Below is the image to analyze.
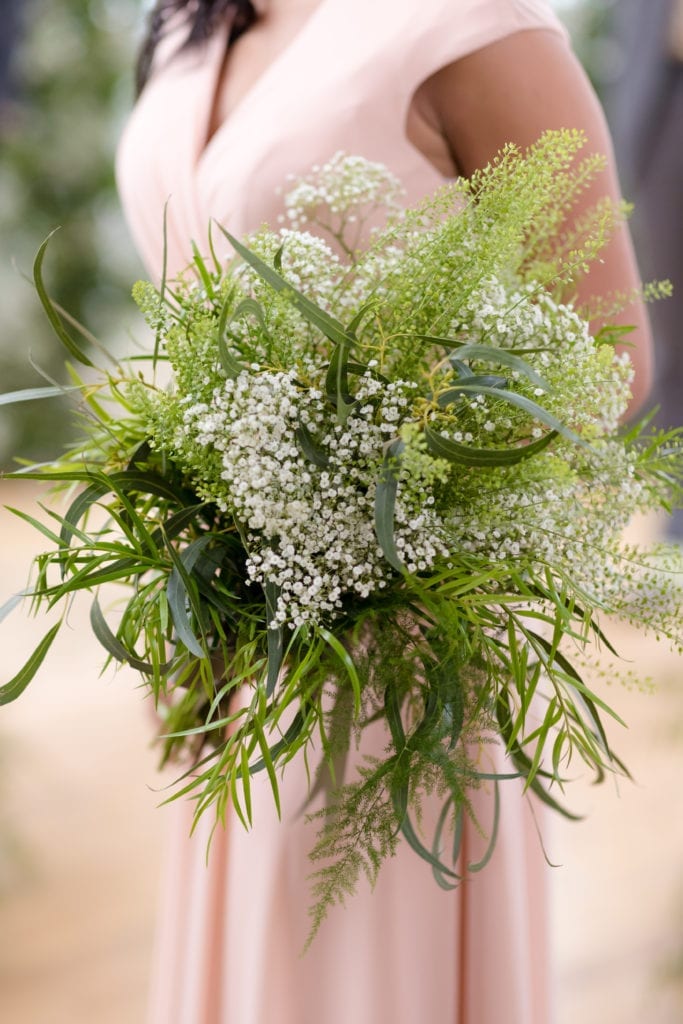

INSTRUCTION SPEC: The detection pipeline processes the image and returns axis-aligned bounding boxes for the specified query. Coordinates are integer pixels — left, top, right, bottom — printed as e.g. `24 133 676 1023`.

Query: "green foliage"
1 133 682 943
0 0 141 464
551 0 618 95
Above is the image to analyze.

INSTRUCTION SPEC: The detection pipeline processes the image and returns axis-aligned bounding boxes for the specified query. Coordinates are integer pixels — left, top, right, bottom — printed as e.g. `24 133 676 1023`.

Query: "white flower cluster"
131 150 679 648
282 151 404 232
445 443 644 569
453 276 633 436
174 369 448 627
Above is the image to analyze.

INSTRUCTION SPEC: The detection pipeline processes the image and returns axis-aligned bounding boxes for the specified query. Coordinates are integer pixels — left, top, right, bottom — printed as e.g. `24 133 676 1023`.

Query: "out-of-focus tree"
0 0 22 105
551 0 621 95
0 0 143 465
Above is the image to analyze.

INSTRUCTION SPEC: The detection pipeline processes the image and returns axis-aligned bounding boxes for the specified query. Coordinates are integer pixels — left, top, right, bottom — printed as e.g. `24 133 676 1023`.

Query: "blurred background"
0 1 681 1021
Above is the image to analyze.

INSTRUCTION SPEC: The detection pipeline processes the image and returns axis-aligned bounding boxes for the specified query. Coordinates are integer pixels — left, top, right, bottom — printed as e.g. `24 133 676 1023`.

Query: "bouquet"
1 131 682 939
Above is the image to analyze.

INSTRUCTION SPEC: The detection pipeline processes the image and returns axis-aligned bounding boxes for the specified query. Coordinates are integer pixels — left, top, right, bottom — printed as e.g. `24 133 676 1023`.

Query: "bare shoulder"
408 27 654 412
409 28 606 179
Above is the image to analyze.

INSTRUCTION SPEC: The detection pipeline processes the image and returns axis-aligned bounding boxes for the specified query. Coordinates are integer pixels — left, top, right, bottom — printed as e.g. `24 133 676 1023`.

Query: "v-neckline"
197 0 330 168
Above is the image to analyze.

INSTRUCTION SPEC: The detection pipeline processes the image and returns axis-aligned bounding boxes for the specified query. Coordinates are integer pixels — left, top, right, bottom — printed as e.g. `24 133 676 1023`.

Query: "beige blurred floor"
0 484 681 1024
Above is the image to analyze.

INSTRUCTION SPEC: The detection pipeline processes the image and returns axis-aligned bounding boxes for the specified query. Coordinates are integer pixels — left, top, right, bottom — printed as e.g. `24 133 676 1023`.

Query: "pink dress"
116 2 568 1021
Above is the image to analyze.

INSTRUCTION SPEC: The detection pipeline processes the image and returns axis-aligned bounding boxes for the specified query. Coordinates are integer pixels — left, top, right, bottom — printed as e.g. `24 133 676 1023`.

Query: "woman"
116 2 653 1021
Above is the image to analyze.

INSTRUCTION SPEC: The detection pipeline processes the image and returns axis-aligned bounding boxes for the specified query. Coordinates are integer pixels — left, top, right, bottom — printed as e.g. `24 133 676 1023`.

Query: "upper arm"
417 29 654 413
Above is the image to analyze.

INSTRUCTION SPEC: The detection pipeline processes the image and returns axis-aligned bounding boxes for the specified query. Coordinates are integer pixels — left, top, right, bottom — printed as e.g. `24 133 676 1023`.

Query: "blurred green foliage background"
0 0 615 466
0 0 143 464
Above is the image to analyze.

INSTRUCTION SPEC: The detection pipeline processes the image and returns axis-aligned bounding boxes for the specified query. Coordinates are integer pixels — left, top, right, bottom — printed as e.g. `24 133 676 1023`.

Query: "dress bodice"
116 0 566 281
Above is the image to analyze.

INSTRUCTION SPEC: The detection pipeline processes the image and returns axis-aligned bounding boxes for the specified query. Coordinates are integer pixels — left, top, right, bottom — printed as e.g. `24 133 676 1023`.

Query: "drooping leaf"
448 344 552 392
33 232 94 367
295 425 330 467
251 717 282 819
59 470 194 552
0 591 28 625
0 385 83 407
249 709 307 777
0 622 61 705
436 383 584 447
399 811 459 880
431 797 461 890
166 535 213 659
325 337 357 424
264 581 284 698
319 628 362 716
219 227 354 347
468 781 500 873
424 425 557 467
90 596 171 675
374 439 406 572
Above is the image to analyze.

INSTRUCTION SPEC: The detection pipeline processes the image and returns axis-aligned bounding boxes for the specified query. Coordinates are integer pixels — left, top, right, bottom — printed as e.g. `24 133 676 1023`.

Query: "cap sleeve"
400 0 569 104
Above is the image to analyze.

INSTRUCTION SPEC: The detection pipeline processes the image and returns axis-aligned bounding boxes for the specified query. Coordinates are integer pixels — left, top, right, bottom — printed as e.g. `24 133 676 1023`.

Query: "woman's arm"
411 29 655 414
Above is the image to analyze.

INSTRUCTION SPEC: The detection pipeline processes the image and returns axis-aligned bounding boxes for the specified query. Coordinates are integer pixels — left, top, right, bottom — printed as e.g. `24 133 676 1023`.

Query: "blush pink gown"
116 2 569 1021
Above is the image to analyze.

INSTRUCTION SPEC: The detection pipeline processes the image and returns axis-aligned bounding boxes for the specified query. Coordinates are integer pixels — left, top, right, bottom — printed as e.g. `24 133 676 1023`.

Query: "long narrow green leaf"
424 425 557 466
526 629 622 747
374 439 406 572
495 694 581 820
346 299 378 337
264 581 284 698
251 717 282 819
400 811 459 879
384 684 406 752
450 372 508 390
33 233 94 366
436 383 584 447
4 506 64 547
219 227 354 347
449 344 552 391
319 628 362 716
0 592 27 625
229 767 250 832
191 241 215 299
166 536 212 659
468 781 500 873
0 385 82 407
59 470 193 552
217 295 246 379
249 709 307 776
0 622 61 705
240 743 253 827
295 425 329 467
325 338 357 424
90 597 170 675
431 798 461 889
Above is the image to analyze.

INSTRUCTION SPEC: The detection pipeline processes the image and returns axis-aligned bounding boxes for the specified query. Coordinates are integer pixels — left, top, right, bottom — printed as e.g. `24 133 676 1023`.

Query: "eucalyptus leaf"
264 581 284 698
33 233 95 367
449 344 552 392
0 622 61 705
374 439 406 572
90 597 171 675
399 811 459 880
0 385 83 407
325 337 357 424
424 425 557 466
436 383 584 447
220 227 354 347
0 591 27 625
166 535 213 659
295 425 329 467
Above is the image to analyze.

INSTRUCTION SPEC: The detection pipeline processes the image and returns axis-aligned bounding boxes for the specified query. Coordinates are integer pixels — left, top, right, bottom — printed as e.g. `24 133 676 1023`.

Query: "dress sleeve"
399 0 570 105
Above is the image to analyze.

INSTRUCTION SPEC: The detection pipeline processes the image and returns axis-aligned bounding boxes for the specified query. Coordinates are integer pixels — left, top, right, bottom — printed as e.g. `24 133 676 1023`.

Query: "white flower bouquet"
1 131 681 936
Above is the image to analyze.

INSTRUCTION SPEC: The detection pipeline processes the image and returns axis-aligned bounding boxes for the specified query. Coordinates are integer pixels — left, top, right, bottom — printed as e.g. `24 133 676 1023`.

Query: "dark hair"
136 0 258 95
